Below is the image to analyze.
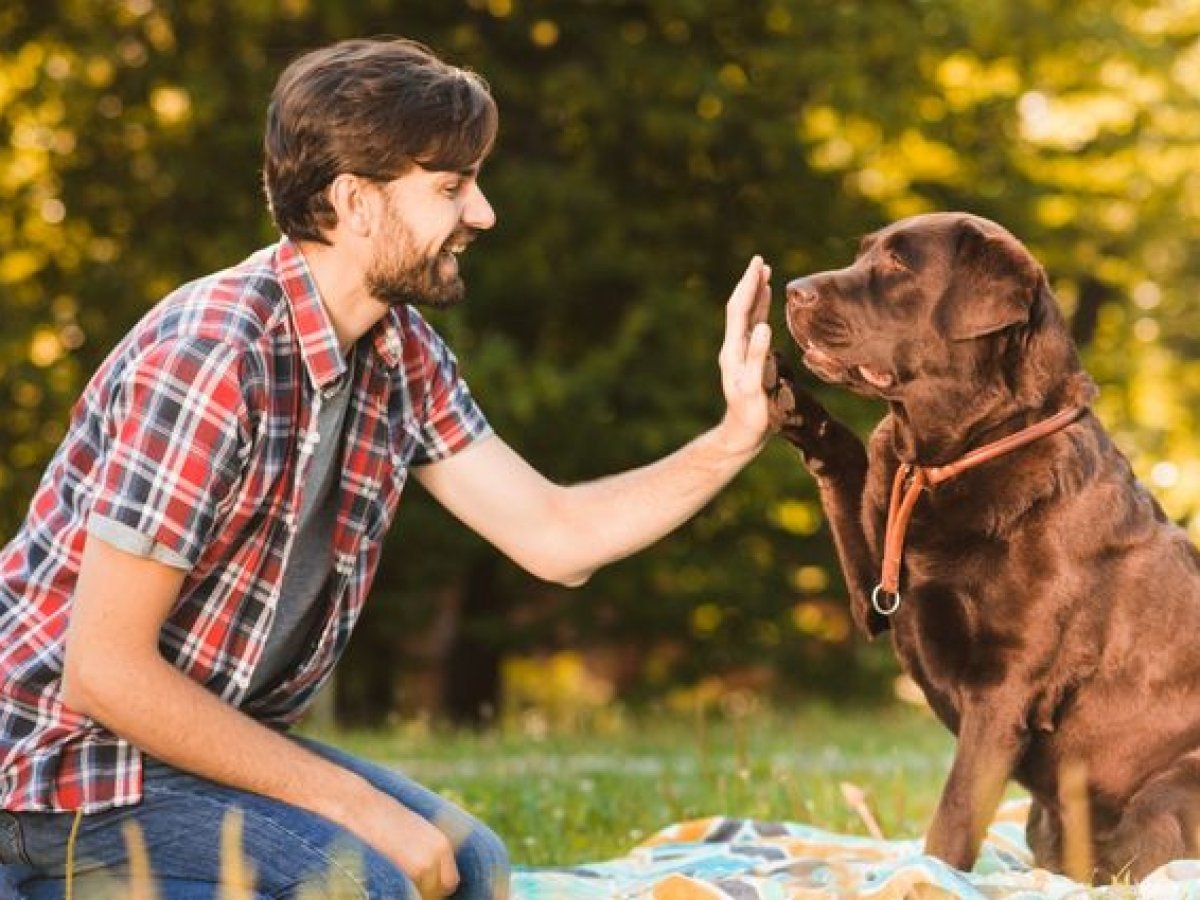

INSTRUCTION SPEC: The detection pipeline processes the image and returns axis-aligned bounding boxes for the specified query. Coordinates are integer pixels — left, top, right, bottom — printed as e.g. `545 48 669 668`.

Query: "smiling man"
0 38 774 899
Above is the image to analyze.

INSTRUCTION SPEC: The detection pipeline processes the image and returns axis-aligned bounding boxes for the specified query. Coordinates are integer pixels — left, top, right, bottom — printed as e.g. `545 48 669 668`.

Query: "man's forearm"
69 650 368 827
553 418 762 584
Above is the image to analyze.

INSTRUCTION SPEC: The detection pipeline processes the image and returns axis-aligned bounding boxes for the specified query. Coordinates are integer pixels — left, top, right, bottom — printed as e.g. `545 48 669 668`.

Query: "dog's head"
785 212 1093 425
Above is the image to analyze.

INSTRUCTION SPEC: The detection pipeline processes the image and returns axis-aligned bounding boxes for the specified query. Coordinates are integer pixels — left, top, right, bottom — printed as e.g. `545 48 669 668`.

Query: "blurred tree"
1 0 1197 724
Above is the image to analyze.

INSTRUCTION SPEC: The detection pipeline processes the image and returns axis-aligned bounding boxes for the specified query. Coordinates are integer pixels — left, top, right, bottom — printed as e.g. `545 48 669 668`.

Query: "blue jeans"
0 736 510 898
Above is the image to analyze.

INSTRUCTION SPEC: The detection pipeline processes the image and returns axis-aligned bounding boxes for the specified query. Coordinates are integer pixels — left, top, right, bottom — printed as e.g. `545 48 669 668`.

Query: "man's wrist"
311 767 377 827
708 415 768 462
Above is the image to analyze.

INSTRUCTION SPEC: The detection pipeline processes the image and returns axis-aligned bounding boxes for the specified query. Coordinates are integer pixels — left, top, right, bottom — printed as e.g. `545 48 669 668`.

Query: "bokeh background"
3 0 1198 727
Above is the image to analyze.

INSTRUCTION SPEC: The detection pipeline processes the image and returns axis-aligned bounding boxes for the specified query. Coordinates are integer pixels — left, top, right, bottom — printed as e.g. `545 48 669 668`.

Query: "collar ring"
871 584 902 616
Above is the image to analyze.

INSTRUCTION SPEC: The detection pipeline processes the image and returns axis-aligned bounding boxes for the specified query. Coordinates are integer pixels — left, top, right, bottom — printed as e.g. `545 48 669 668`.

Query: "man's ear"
327 173 377 237
942 220 1042 340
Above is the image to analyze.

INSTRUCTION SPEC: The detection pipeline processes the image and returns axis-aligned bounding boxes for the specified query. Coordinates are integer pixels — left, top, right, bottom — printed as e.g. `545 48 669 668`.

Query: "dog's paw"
764 351 863 477
763 350 828 445
763 350 799 433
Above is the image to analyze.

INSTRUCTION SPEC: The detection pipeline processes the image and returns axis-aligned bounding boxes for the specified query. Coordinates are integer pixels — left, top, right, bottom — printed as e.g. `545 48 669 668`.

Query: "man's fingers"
722 256 769 365
415 858 458 900
724 256 764 332
746 323 771 377
440 855 462 896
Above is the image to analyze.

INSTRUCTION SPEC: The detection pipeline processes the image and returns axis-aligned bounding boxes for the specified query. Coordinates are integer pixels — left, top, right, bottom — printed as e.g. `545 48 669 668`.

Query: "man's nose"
463 183 496 231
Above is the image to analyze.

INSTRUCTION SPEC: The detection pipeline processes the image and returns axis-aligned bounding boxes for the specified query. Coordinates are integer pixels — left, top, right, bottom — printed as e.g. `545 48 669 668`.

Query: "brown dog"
770 211 1200 881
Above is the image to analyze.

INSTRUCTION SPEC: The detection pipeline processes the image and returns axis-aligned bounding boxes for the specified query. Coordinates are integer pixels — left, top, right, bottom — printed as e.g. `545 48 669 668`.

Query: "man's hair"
263 37 498 243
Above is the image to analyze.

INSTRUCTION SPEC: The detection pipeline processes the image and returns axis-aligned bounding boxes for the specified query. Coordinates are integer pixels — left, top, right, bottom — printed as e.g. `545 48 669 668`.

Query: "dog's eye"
885 251 909 272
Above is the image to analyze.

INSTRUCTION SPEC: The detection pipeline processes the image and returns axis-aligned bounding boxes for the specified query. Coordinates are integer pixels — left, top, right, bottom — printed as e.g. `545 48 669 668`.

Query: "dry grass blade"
64 809 82 900
121 820 157 900
296 844 365 899
1059 760 1093 883
840 781 885 840
219 809 256 900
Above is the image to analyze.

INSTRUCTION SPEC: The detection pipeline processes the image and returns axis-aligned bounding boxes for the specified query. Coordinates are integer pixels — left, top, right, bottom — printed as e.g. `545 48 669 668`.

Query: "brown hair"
263 37 498 243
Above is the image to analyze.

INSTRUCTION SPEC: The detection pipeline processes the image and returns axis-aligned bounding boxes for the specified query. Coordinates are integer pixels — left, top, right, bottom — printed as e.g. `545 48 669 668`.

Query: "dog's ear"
943 220 1042 340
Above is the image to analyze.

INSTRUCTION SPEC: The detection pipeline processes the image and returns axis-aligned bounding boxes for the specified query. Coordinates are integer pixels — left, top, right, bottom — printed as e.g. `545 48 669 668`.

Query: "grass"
303 699 959 867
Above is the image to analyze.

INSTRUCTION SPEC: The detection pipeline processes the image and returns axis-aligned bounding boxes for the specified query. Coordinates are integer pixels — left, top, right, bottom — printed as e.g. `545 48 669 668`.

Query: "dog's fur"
769 211 1200 881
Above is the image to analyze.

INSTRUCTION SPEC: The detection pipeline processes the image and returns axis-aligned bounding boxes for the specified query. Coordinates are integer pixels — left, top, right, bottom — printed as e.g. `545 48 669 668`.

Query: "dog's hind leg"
1093 750 1200 883
1026 798 1063 875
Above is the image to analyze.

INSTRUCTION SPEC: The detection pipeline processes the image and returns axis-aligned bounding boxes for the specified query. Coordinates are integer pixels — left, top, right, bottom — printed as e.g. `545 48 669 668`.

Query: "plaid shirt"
0 239 491 812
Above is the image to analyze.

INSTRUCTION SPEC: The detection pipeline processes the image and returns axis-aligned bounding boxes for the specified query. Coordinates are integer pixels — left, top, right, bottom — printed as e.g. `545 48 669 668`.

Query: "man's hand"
715 255 773 456
350 787 461 898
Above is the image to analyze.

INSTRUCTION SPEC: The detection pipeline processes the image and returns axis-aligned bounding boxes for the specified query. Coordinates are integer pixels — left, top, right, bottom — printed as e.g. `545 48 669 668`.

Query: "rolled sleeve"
411 336 492 466
87 513 193 570
89 338 248 568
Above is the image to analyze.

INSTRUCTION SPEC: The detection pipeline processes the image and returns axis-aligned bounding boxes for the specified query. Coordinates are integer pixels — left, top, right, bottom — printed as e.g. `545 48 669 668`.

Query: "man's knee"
456 824 510 899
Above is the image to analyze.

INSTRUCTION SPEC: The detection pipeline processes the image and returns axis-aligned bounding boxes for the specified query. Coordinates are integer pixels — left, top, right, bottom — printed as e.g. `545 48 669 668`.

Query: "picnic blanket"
511 799 1200 899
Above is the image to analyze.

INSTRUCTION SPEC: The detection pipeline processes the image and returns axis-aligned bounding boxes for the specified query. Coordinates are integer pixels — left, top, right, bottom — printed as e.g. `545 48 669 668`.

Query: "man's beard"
365 221 471 310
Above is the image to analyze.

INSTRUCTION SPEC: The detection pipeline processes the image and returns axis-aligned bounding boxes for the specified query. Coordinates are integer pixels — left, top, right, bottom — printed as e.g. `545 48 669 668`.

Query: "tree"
2 0 1197 723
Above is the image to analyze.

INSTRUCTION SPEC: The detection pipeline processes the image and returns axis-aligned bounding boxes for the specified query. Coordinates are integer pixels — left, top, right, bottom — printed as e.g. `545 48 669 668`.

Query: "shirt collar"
272 238 404 391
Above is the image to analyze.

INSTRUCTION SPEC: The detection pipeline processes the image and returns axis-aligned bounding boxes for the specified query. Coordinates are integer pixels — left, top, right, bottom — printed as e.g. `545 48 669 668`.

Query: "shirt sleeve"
88 337 249 569
410 327 492 467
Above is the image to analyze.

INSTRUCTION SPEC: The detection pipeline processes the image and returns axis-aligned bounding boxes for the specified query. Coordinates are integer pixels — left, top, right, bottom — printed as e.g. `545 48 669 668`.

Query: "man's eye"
442 181 464 197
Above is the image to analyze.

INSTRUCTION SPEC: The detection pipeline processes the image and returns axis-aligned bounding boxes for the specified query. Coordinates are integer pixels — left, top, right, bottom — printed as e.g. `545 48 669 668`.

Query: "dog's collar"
871 405 1088 617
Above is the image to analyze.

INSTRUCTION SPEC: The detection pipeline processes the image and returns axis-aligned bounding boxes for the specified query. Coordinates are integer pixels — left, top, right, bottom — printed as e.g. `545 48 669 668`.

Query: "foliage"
2 0 1199 714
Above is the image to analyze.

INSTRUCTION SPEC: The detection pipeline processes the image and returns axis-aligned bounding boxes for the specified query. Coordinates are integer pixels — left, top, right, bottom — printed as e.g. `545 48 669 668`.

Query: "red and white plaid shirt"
0 239 491 812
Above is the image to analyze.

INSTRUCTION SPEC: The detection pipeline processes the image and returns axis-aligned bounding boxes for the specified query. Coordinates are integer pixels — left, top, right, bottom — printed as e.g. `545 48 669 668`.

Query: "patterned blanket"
511 800 1200 898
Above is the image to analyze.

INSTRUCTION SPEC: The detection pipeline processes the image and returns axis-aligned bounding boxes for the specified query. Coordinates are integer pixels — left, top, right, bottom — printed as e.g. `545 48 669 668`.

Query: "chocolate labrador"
768 211 1200 881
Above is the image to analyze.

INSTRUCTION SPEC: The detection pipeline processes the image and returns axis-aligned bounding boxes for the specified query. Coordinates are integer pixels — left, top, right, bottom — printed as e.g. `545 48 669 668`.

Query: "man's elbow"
511 518 599 586
525 558 593 588
60 652 100 718
61 647 130 720
557 571 591 589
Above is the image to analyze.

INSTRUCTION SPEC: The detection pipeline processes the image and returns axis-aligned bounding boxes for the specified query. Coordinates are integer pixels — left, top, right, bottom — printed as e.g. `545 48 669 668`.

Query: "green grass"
304 701 958 866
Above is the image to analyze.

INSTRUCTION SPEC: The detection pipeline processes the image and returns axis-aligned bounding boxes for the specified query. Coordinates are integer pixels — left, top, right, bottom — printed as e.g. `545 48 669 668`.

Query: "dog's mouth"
855 362 894 390
800 342 842 377
800 341 894 392
787 292 895 393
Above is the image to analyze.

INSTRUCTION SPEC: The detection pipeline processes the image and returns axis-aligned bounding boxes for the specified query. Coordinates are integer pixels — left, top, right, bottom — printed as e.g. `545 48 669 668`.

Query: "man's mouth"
442 229 476 258
437 235 473 277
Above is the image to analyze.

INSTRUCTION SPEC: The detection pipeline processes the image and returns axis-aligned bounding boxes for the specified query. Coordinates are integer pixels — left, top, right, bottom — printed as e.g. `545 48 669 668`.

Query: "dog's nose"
786 279 819 308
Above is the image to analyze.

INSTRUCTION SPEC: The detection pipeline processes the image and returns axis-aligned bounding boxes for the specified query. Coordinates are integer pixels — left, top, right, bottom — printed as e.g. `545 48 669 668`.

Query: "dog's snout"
786 279 819 308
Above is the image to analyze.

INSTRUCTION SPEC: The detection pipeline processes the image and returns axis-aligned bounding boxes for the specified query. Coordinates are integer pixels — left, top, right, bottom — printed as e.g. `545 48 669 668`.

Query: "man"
0 37 775 899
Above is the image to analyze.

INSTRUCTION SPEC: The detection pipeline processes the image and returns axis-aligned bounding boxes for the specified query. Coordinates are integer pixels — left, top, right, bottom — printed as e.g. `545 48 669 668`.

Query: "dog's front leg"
924 703 1027 871
765 353 885 636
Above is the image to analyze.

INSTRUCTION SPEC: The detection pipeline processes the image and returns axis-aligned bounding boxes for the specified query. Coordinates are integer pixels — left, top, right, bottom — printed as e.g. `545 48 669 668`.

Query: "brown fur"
769 211 1200 881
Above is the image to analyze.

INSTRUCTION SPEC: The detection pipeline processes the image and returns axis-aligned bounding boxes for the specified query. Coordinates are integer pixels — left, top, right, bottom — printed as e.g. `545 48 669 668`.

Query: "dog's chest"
887 549 1026 721
862 451 1072 719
